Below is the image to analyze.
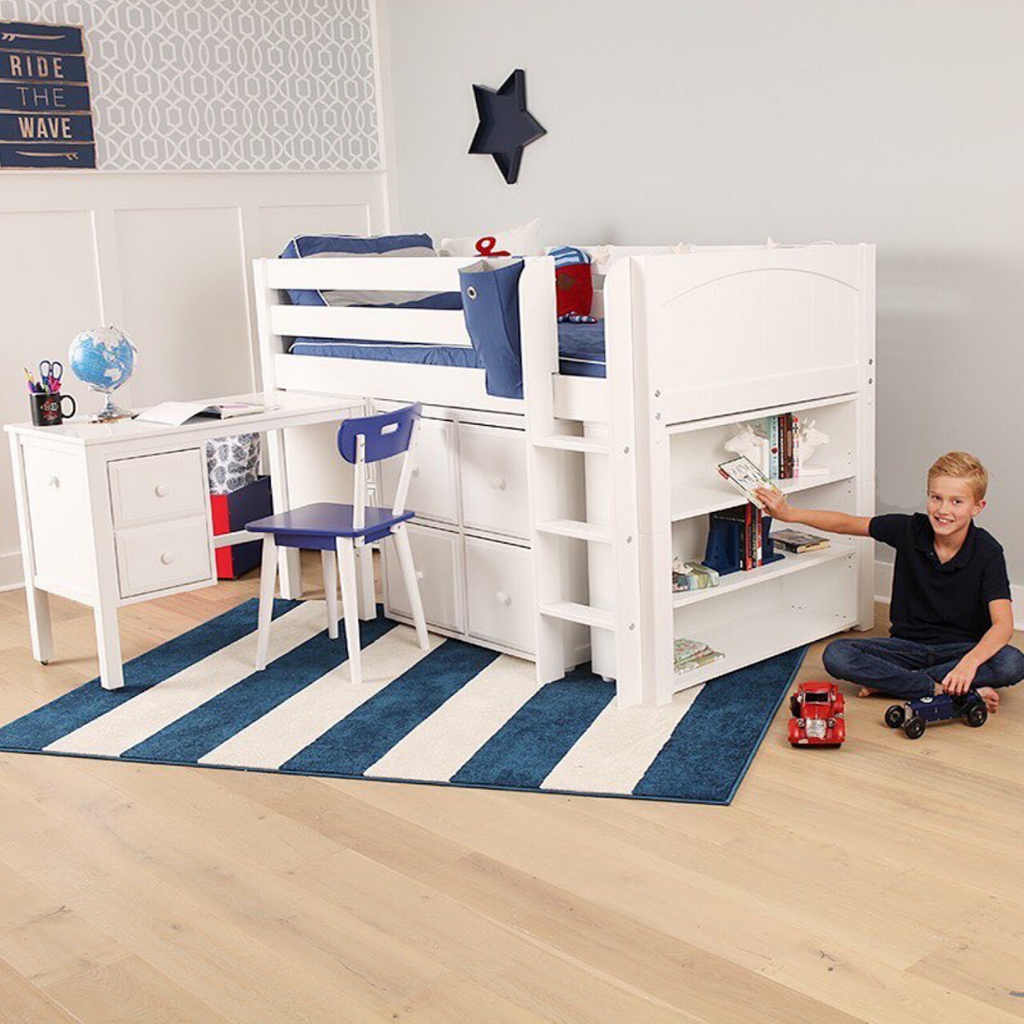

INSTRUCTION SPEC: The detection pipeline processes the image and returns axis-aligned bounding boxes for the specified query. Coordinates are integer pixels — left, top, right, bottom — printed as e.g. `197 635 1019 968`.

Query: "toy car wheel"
966 703 988 728
904 716 926 740
884 705 905 729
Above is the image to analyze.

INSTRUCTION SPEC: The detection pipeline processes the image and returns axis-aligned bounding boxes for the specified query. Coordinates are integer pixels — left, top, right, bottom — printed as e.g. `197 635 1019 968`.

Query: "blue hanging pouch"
459 258 525 398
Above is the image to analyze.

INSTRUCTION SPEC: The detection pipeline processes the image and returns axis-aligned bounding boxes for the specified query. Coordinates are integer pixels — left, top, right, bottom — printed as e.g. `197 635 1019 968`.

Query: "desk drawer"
465 536 535 653
115 516 214 598
459 423 529 539
109 449 208 528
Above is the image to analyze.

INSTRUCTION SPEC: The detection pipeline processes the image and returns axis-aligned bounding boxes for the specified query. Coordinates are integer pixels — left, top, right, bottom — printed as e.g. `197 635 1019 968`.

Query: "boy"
756 451 1024 713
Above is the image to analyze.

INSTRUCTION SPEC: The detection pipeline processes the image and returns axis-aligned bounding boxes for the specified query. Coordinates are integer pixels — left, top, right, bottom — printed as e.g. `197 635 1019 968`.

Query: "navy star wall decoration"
468 69 546 185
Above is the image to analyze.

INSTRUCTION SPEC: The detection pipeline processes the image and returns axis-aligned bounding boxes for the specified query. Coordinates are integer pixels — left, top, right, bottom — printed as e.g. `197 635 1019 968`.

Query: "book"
136 400 268 426
672 559 720 592
674 636 725 674
770 528 831 553
717 456 782 510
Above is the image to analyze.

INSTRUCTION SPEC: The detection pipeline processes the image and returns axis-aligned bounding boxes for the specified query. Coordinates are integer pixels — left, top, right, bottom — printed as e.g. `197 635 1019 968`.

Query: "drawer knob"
415 570 425 582
154 484 169 498
411 467 420 478
47 475 60 489
160 552 176 566
490 476 507 491
495 590 512 606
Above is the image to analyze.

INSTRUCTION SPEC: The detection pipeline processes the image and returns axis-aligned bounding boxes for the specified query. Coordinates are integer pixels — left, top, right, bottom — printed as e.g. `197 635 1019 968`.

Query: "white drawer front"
459 423 529 539
465 537 535 654
384 524 463 632
109 449 208 528
380 417 458 524
115 515 214 598
23 445 93 596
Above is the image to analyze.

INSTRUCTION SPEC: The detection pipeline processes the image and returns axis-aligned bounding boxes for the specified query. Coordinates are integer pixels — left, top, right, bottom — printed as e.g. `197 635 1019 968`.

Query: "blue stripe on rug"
121 613 398 764
281 639 500 776
0 598 298 752
632 646 805 804
451 666 616 789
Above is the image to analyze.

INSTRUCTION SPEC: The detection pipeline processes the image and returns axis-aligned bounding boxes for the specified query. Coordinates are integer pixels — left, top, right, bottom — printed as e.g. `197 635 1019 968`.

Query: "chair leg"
321 549 339 640
336 538 362 685
255 535 277 670
393 524 430 651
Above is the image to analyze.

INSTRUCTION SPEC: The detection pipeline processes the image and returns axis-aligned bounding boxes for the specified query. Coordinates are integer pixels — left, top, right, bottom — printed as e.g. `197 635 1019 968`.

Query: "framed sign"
0 20 95 169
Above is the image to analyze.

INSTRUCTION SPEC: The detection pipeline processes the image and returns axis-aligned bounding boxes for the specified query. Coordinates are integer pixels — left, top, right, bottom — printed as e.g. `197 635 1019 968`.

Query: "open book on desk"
135 400 269 426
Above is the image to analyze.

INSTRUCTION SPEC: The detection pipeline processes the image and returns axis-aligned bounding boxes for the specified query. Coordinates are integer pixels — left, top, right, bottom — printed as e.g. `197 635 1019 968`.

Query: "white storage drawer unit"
458 422 530 539
465 536 535 653
108 449 208 528
384 522 464 632
380 416 458 524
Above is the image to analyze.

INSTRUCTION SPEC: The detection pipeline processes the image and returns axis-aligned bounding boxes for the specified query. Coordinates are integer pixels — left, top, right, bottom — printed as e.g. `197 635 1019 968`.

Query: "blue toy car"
884 691 988 739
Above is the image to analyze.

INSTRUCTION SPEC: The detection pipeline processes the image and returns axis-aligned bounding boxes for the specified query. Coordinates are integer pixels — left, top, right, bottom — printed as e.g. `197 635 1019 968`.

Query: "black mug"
30 391 76 426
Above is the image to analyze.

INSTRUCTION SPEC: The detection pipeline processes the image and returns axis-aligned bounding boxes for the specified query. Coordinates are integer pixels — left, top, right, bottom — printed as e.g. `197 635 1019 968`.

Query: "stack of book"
672 558 720 593
674 637 725 675
770 528 831 554
764 412 800 479
710 503 766 571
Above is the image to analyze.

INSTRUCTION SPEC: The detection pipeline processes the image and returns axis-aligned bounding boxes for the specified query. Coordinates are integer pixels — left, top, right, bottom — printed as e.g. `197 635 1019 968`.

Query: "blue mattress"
288 319 607 379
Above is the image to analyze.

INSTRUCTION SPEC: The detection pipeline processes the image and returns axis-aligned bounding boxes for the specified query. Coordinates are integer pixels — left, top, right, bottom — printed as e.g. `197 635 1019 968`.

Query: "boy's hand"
941 658 978 695
755 486 793 521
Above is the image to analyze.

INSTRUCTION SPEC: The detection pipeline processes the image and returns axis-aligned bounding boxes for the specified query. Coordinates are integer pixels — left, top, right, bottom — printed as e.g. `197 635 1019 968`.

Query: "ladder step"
539 601 615 630
536 519 613 543
533 435 609 454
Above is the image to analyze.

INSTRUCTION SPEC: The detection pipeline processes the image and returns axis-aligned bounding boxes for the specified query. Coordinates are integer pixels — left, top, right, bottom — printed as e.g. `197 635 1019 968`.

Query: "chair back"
337 403 422 529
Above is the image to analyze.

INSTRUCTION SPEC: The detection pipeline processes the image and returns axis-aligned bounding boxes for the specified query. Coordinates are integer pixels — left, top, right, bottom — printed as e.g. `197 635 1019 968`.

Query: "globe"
68 324 137 421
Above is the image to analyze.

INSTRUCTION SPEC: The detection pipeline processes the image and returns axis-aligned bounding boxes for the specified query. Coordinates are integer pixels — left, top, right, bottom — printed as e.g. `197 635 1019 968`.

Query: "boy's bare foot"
976 686 1000 714
856 686 881 698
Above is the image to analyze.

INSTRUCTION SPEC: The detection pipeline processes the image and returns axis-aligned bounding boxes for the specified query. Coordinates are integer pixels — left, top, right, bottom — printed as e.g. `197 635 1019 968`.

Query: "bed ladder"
519 259 647 707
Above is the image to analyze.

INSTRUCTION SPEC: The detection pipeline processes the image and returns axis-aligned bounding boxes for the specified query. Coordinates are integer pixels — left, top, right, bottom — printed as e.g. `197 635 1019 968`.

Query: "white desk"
5 390 368 690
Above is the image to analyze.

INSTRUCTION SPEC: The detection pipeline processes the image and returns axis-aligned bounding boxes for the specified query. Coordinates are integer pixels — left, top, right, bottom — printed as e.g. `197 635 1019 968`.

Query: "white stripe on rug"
200 626 442 770
46 602 324 757
540 684 704 795
365 653 541 783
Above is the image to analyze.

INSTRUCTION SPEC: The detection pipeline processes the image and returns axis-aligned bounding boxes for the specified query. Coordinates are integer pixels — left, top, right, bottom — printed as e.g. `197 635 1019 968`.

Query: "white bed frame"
254 243 875 708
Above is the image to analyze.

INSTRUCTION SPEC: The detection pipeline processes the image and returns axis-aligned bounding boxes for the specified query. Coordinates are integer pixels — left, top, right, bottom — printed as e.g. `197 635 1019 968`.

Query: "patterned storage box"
205 433 260 495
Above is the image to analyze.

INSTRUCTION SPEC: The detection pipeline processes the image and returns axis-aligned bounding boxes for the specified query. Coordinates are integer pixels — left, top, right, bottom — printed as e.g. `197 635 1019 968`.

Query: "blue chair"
246 403 430 683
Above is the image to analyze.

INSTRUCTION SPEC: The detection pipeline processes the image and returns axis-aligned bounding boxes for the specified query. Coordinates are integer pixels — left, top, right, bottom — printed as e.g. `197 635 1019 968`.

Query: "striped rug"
0 600 804 805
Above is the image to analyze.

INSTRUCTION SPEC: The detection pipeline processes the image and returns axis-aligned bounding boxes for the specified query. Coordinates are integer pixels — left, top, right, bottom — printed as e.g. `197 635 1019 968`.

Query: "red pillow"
555 263 593 319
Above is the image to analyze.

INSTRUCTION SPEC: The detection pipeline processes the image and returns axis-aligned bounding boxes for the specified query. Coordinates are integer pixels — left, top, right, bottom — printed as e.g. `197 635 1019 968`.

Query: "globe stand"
90 389 133 423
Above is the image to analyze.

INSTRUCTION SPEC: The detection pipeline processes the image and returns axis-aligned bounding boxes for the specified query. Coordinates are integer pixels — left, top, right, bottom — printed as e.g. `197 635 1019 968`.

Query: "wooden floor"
1 560 1023 1024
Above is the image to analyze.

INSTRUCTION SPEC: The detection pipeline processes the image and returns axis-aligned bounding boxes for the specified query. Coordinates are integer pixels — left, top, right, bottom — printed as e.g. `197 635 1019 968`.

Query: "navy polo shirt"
871 512 1012 645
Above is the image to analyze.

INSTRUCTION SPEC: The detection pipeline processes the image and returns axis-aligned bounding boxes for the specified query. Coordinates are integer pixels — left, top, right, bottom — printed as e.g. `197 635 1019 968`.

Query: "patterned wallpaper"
0 0 381 170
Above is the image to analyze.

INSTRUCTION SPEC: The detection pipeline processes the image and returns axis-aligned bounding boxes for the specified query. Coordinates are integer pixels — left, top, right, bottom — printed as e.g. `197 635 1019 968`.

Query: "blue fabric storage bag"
279 234 460 309
459 258 525 399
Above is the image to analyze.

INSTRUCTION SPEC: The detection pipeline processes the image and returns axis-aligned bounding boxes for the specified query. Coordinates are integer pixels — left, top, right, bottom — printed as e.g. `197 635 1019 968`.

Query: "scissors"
38 360 63 392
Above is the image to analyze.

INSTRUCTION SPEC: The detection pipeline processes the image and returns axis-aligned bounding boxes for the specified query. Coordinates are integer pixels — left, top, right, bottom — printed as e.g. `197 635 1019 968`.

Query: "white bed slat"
271 305 472 346
266 256 479 292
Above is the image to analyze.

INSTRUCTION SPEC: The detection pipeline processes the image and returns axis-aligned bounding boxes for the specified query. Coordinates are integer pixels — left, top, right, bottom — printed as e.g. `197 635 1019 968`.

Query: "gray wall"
382 0 1024 583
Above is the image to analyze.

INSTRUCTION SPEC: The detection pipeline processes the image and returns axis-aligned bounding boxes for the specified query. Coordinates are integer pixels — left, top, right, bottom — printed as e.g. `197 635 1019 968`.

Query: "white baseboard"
874 558 1024 631
0 551 23 592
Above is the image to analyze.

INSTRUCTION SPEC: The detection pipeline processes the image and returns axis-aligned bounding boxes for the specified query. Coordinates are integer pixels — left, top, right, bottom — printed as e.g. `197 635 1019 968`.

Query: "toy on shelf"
788 681 846 747
797 418 830 477
884 692 988 739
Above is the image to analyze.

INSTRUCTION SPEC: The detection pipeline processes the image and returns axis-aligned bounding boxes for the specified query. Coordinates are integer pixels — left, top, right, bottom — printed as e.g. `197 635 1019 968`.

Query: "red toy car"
788 681 846 747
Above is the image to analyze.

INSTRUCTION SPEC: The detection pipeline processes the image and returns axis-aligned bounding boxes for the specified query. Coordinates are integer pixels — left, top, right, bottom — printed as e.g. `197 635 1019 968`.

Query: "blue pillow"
459 259 525 399
279 234 460 309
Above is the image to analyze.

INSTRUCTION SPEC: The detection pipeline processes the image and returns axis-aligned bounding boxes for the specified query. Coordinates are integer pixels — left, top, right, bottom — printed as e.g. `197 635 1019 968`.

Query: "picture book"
771 528 831 553
717 456 781 510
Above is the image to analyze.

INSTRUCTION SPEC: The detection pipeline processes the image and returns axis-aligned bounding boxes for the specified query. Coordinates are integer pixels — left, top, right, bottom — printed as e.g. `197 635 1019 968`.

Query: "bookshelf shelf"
670 468 856 522
674 606 858 688
672 543 856 608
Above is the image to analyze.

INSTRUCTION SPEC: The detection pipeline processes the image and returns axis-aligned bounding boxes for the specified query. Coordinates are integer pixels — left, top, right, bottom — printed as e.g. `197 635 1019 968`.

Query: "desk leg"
85 450 124 690
8 433 53 664
266 425 302 599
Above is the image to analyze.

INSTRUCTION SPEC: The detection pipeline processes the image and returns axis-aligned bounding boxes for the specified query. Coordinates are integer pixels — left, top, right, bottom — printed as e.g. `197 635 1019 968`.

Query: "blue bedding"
288 319 607 379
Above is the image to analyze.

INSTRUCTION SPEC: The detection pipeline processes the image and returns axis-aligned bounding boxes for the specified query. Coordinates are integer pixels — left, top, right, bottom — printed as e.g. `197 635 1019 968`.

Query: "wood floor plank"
0 952 79 1024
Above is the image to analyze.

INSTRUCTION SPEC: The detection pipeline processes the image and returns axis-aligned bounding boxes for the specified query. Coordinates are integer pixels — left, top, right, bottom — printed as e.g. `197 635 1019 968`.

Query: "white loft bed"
254 243 876 708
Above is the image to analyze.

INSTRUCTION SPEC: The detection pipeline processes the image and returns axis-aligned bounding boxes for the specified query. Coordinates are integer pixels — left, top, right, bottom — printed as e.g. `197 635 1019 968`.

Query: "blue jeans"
823 637 1024 700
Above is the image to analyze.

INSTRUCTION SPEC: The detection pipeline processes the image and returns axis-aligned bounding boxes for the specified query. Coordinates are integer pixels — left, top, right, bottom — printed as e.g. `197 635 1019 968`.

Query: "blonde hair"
928 451 988 501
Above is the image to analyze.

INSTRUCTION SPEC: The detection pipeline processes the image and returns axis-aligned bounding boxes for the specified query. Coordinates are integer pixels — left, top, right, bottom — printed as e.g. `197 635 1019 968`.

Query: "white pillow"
585 244 693 275
440 219 542 258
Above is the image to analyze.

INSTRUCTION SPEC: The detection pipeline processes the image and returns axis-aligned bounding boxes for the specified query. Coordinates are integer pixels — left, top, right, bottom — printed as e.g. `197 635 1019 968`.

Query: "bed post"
253 258 302 599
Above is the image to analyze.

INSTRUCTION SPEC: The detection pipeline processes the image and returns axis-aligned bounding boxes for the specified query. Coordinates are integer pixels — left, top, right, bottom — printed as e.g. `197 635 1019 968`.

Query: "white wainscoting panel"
0 170 389 589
